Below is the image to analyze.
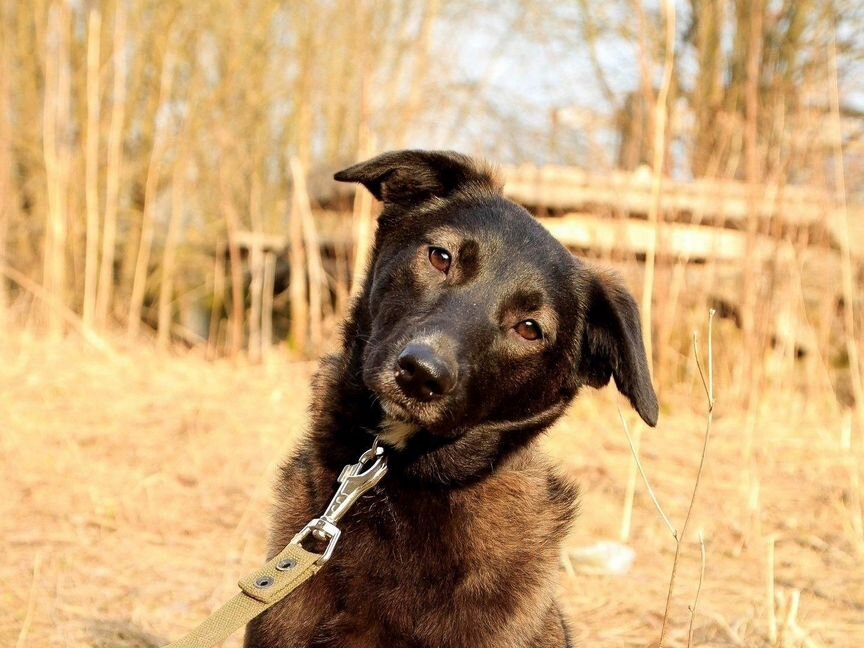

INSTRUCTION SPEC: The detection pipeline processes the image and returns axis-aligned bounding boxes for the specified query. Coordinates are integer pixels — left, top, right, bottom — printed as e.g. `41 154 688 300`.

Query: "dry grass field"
3 3 863 647
1 333 862 648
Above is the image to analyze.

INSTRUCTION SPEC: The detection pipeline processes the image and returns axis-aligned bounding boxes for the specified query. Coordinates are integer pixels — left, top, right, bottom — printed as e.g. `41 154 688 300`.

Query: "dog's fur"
244 151 658 648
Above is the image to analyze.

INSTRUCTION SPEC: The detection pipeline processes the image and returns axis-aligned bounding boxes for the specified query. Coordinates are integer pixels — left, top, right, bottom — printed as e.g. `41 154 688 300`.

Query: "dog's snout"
395 344 456 401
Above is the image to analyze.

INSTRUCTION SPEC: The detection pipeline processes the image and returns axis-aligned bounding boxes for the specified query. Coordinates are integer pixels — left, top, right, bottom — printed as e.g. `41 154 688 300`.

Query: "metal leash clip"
290 436 388 565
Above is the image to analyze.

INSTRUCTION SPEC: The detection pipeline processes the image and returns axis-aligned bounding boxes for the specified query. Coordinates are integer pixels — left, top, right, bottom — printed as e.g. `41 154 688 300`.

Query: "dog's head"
335 150 657 481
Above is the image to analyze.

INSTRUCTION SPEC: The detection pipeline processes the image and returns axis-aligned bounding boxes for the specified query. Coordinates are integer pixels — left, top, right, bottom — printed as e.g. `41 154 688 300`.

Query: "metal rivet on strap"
276 559 297 571
254 576 274 588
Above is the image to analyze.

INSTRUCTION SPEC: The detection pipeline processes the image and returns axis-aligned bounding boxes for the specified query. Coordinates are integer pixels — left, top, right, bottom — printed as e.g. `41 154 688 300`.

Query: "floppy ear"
577 270 659 426
333 150 500 206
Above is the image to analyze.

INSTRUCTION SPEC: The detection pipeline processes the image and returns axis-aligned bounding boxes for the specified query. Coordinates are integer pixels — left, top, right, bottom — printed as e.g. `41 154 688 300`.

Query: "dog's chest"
320 469 572 645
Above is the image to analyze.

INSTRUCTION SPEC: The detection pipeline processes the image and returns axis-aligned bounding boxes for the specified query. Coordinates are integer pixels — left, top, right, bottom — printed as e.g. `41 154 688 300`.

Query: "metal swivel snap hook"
290 436 388 564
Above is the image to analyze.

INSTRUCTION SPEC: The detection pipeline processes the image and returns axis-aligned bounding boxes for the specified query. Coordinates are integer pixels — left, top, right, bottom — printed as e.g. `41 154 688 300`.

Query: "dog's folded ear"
334 150 500 207
577 270 659 426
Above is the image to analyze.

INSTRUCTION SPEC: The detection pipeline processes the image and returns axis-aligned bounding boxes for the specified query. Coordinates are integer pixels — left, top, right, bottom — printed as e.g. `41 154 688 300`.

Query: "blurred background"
1 1 863 647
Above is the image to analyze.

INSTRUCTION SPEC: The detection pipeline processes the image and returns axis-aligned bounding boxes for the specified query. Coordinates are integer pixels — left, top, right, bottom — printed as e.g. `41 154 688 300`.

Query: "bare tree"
157 136 188 349
0 1 13 331
82 8 102 330
41 3 72 339
0 0 859 376
127 32 177 338
639 0 677 379
96 0 127 330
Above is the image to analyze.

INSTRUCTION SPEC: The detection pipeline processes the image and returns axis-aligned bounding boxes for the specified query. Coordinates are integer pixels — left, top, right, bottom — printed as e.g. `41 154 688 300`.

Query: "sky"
407 0 864 173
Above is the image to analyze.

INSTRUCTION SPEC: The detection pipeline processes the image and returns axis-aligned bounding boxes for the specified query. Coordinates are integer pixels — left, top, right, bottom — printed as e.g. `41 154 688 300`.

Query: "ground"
1 335 862 648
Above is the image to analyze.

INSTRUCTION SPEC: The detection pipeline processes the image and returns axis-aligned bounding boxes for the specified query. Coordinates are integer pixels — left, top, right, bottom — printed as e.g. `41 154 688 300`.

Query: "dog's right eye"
428 247 452 274
514 320 542 341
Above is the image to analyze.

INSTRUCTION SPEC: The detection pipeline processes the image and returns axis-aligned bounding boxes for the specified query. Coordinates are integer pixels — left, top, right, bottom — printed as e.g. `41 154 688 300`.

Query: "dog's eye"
428 247 452 274
514 320 542 341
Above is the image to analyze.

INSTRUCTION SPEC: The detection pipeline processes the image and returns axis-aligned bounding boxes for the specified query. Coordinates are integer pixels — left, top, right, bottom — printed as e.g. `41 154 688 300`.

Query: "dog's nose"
395 344 456 401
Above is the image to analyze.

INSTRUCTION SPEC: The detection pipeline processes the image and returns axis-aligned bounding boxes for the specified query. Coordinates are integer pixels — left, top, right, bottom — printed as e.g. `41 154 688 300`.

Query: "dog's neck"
377 418 418 450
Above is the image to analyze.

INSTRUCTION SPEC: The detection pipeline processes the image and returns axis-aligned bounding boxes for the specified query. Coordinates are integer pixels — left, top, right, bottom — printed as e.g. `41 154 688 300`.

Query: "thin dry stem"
350 123 376 299
740 0 765 397
658 309 716 648
82 8 101 330
618 409 677 539
686 530 707 648
767 535 777 643
620 420 642 542
291 158 325 353
41 3 71 339
247 174 264 362
694 309 717 407
639 0 676 376
261 251 276 359
828 29 864 438
95 0 126 329
218 165 245 358
14 551 41 648
0 0 12 330
288 159 308 353
127 32 177 338
156 140 188 349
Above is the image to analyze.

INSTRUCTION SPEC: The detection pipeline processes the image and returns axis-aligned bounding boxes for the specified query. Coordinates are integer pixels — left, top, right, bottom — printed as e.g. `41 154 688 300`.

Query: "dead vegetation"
0 330 862 648
1 1 864 646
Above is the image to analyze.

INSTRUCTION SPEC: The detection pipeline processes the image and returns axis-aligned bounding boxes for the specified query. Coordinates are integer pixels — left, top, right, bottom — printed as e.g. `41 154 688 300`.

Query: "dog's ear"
333 150 500 207
577 270 659 426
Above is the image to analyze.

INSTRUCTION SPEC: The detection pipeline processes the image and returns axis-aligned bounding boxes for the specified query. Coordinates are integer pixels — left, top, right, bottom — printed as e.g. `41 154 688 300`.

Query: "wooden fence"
221 164 861 358
234 164 863 262
500 165 864 260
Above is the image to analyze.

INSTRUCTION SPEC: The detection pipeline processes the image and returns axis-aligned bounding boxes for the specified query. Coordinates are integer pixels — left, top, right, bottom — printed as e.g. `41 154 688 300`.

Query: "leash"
162 437 388 648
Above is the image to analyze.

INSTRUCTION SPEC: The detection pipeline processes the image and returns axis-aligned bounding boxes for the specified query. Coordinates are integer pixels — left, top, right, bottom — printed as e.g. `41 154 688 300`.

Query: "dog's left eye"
428 247 452 274
514 320 542 341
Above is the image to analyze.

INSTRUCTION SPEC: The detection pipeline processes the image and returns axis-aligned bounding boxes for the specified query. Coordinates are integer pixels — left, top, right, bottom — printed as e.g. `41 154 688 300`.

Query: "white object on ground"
566 541 636 576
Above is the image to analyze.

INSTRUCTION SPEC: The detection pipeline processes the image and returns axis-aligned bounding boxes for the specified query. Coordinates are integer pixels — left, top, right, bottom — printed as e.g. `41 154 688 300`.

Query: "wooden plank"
236 214 779 262
231 205 861 264
536 213 777 261
501 164 859 227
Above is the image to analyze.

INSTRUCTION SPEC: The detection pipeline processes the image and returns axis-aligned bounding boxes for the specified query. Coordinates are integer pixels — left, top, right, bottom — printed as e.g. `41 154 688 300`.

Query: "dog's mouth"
372 382 451 426
374 394 472 457
379 397 412 420
366 365 463 446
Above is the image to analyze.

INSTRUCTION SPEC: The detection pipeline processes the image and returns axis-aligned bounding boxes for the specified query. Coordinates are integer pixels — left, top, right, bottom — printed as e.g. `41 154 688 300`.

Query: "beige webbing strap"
161 437 388 648
163 543 323 648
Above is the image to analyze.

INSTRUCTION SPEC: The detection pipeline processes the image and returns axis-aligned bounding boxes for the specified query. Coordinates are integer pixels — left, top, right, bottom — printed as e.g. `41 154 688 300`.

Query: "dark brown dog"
244 151 657 648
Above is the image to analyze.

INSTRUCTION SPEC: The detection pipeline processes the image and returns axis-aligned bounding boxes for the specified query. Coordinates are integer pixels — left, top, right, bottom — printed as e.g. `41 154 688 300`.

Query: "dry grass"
1 333 862 648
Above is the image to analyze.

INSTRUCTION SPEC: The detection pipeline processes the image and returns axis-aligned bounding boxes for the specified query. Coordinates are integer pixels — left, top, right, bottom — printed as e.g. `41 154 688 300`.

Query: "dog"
244 150 658 648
